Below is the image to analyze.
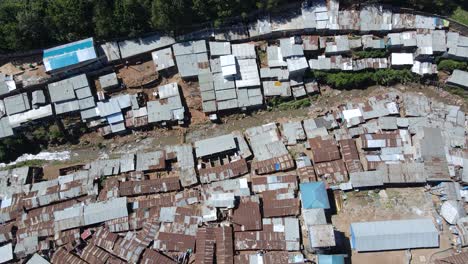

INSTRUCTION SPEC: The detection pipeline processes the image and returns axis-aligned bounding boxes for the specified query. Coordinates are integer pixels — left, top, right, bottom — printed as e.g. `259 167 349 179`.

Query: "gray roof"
350 170 384 188
175 53 210 78
173 40 207 56
447 70 468 88
26 254 50 264
287 57 308 74
267 46 287 68
217 98 238 110
83 197 128 225
282 121 306 145
263 81 291 97
3 93 30 115
135 150 165 171
231 43 256 59
209 42 231 57
152 47 175 71
54 100 80 115
118 34 175 59
0 117 13 138
100 41 121 62
48 74 91 109
350 218 438 252
97 100 121 117
280 38 304 58
99 72 119 90
216 88 237 101
248 16 272 37
195 134 237 158
78 97 96 110
0 243 13 263
235 59 260 88
31 90 46 106
80 107 98 120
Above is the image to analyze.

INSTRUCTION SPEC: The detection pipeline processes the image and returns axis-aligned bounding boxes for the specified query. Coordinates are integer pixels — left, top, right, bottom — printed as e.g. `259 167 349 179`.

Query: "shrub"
437 59 468 72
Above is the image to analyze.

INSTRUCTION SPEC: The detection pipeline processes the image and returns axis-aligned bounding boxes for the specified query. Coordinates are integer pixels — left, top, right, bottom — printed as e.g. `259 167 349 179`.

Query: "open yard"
332 187 457 264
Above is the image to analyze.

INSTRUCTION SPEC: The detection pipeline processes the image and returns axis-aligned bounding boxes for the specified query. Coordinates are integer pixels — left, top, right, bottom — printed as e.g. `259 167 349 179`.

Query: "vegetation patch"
352 49 389 59
451 6 468 26
268 97 313 110
445 85 468 105
312 69 419 89
437 59 468 72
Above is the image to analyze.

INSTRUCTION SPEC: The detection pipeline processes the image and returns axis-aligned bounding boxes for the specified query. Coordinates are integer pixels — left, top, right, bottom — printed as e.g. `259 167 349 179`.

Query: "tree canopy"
0 0 286 53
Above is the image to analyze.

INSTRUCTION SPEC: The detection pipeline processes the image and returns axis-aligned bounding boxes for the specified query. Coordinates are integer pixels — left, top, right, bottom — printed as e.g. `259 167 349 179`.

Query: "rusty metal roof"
51 248 87 264
235 217 300 251
262 188 300 218
141 249 176 264
434 252 468 264
251 174 298 193
308 137 341 163
252 154 295 175
199 158 248 184
232 197 262 232
119 177 180 196
195 227 216 264
81 244 111 264
92 227 119 252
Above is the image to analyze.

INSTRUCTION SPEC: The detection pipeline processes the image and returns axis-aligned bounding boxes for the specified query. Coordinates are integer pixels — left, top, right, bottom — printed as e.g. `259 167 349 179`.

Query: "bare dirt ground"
42 83 467 174
116 61 158 89
332 187 456 264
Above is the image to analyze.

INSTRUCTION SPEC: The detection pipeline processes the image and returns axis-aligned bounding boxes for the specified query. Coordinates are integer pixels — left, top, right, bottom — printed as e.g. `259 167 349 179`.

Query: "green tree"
114 0 152 37
45 0 93 42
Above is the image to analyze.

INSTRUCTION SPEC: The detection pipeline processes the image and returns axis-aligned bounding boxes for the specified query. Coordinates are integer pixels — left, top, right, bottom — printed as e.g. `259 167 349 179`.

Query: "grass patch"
0 159 46 171
451 6 468 25
445 85 468 105
437 59 468 72
268 97 313 110
352 49 389 59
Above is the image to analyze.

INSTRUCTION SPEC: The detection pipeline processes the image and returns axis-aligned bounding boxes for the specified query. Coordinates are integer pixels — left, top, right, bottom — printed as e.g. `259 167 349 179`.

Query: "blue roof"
318 255 345 264
299 182 330 209
43 38 97 72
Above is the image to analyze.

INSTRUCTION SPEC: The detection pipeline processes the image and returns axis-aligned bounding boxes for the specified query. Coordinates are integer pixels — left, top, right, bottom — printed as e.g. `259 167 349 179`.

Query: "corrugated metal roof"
152 47 175 71
350 218 439 252
83 197 128 225
43 38 97 72
299 182 330 209
195 134 237 158
448 70 468 88
209 42 231 57
4 93 30 115
99 72 119 90
118 34 175 59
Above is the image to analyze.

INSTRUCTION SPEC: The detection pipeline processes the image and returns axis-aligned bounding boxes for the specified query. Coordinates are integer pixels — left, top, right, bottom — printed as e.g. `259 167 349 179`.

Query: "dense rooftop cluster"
0 90 466 263
0 1 467 140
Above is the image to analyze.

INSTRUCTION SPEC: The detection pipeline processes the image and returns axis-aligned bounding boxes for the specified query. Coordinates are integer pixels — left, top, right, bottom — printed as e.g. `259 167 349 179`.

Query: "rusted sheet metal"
81 244 111 264
199 158 248 183
339 139 363 173
196 226 234 264
251 174 298 193
92 227 119 252
105 216 130 233
231 197 262 232
51 247 87 264
141 249 176 264
119 177 180 196
297 166 317 182
262 188 300 218
314 160 348 183
252 154 295 175
308 137 341 163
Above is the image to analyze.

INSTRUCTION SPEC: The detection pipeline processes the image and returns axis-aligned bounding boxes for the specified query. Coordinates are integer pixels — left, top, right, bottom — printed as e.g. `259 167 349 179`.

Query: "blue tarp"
299 181 330 209
318 255 345 264
43 38 97 71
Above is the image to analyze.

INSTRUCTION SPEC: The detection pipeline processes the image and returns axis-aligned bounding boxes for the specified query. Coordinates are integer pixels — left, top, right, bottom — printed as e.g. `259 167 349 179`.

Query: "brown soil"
116 61 158 89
